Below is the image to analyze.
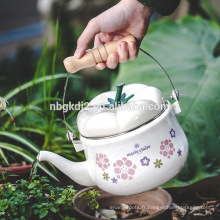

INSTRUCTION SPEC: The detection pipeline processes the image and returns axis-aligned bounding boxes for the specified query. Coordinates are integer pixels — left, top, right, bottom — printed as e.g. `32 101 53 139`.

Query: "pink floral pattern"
96 153 110 171
113 157 136 180
160 139 175 159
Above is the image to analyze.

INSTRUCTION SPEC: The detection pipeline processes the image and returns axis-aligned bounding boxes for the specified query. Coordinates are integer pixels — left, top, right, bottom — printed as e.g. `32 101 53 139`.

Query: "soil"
171 200 220 220
94 175 220 219
167 175 220 220
95 203 150 219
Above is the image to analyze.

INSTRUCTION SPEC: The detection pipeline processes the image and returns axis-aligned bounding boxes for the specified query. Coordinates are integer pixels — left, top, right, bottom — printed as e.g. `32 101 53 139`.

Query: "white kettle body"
80 100 188 195
38 84 188 195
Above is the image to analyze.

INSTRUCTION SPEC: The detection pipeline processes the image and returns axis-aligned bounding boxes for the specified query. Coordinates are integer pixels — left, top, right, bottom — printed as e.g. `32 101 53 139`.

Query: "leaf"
88 199 99 210
113 16 220 185
50 207 57 213
0 148 9 165
77 192 88 199
0 131 40 153
55 197 63 204
3 74 80 101
34 209 39 214
39 209 48 219
28 183 35 189
88 190 93 197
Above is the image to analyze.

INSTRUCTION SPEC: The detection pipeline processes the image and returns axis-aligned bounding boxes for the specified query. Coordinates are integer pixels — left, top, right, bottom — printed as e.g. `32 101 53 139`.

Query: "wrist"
121 0 153 16
136 0 181 16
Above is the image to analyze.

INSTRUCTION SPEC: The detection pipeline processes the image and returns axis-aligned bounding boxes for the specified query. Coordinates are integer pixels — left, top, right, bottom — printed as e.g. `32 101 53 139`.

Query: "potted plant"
0 170 77 220
73 187 172 220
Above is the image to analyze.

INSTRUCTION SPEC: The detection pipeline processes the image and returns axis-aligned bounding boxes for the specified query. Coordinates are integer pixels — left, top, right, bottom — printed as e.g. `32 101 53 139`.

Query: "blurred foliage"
189 0 220 23
0 20 85 179
113 16 220 186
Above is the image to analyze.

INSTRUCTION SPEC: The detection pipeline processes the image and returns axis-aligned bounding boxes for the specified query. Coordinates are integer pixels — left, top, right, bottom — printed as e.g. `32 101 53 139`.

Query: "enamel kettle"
37 36 188 195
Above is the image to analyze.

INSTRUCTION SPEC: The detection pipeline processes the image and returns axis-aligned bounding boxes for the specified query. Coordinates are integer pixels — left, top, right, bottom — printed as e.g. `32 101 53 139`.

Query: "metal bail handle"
139 48 181 114
139 48 179 102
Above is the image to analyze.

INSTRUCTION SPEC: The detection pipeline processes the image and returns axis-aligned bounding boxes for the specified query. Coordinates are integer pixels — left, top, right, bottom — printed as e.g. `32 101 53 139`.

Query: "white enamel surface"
80 101 188 195
116 100 161 131
37 151 95 186
77 84 165 138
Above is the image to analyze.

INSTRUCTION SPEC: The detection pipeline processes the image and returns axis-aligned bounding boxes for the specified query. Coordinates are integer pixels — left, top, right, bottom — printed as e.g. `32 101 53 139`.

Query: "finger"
96 63 106 70
118 41 129 63
106 53 119 69
94 33 115 48
128 41 138 61
74 18 100 58
94 34 103 48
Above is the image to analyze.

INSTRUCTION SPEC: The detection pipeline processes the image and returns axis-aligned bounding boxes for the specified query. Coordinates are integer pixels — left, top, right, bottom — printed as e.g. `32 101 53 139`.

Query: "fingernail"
120 42 127 52
74 49 81 58
110 54 117 63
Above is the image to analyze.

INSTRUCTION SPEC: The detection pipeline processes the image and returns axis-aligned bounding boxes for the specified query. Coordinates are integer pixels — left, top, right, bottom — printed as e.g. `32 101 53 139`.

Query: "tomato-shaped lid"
77 83 165 138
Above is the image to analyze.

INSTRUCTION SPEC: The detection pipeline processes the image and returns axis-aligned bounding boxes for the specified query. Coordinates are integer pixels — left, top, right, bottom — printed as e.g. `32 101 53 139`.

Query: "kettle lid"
77 83 165 139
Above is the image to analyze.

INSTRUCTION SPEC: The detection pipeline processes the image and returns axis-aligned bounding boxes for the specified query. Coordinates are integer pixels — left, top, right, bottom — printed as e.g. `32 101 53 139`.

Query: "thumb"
74 18 100 58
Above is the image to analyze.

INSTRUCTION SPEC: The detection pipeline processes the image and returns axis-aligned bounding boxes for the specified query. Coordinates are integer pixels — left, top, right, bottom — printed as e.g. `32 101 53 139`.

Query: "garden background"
0 0 220 186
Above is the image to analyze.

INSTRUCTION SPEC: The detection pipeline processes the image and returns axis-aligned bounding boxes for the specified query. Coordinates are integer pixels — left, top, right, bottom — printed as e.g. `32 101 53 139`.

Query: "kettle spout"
37 151 95 186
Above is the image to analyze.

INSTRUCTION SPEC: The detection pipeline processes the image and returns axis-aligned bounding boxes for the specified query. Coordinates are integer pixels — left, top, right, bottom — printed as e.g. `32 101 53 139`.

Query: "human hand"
74 0 153 70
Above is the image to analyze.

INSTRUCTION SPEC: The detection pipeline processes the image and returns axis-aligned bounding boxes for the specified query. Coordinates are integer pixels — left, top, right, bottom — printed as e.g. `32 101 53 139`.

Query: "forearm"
137 0 181 16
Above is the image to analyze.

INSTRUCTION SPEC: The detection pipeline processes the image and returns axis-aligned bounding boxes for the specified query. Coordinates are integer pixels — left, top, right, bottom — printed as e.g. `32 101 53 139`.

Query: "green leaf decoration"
113 16 220 185
107 83 134 107
107 98 115 105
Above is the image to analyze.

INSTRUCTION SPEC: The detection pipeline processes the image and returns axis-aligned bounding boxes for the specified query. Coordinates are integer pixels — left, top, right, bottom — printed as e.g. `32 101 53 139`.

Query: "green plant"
0 19 85 177
113 16 220 185
0 170 76 220
77 189 100 210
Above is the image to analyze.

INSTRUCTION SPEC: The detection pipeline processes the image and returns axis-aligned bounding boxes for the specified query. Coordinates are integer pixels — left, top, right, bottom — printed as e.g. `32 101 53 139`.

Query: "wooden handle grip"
63 35 136 74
